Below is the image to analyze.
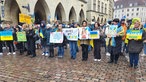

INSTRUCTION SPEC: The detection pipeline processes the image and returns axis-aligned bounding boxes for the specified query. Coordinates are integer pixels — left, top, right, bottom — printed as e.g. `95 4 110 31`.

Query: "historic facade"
87 0 114 24
0 0 114 24
114 0 146 24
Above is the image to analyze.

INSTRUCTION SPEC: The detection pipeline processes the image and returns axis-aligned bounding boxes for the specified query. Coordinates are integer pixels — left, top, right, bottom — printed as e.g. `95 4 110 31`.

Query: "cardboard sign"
17 32 27 42
89 30 100 39
19 14 31 24
0 31 13 41
63 28 78 41
50 32 63 43
126 30 143 39
108 25 118 37
79 27 89 40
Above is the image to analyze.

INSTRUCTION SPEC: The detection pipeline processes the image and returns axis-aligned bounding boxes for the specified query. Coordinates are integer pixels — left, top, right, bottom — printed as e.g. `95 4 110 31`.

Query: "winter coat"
44 28 53 46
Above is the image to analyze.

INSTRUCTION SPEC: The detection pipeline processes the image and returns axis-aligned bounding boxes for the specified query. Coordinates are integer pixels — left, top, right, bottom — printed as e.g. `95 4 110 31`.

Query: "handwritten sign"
89 30 100 39
63 28 78 41
108 25 118 37
17 32 27 42
50 32 63 43
126 30 143 39
0 31 13 41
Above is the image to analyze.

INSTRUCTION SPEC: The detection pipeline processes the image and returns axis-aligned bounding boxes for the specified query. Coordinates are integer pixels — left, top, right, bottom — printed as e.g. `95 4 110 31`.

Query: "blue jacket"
44 28 53 45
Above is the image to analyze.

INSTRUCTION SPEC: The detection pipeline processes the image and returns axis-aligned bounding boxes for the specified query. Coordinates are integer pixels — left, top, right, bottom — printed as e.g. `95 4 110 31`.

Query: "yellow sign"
19 14 32 24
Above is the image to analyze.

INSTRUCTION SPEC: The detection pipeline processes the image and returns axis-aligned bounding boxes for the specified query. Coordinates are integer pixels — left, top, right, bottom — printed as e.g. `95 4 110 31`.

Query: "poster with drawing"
63 28 78 41
50 32 63 43
79 27 89 40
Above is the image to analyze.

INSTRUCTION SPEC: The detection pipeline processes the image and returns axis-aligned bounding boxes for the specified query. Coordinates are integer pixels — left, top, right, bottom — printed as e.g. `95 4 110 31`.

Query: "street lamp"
22 4 30 12
0 0 4 23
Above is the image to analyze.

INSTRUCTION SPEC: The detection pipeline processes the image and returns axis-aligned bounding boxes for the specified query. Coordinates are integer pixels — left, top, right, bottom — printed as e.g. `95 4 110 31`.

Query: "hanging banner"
108 25 118 37
63 28 78 41
89 30 100 39
0 31 13 41
79 27 89 40
50 32 63 43
17 32 27 42
126 30 143 39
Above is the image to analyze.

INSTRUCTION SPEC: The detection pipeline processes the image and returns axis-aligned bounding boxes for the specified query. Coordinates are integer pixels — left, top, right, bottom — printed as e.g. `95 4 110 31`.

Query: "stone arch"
79 9 85 24
69 7 77 23
34 0 50 24
4 0 21 24
55 3 66 22
101 18 103 24
104 18 107 24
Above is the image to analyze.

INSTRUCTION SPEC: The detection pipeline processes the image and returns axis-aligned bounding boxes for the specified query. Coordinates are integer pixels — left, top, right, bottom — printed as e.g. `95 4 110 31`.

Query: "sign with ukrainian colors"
0 31 13 41
62 28 78 41
126 30 143 39
19 13 31 24
17 32 27 42
79 27 89 40
108 25 118 37
50 32 63 43
89 30 100 39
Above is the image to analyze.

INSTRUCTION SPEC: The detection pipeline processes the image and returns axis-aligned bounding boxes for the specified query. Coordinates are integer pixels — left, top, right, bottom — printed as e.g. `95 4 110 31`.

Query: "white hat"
47 24 52 27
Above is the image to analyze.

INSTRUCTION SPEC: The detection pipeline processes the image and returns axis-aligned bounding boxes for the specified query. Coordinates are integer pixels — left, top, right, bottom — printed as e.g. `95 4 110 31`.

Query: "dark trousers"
93 40 101 59
49 45 54 57
110 49 120 62
6 41 15 53
129 53 139 66
0 41 3 53
81 44 89 60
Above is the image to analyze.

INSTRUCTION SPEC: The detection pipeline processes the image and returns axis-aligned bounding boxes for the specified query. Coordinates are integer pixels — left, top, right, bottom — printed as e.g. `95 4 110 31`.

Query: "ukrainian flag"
0 31 13 41
90 31 98 39
39 30 44 38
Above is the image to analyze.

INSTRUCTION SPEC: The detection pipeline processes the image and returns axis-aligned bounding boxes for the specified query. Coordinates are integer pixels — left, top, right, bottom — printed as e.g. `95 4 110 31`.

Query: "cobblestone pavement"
0 47 146 82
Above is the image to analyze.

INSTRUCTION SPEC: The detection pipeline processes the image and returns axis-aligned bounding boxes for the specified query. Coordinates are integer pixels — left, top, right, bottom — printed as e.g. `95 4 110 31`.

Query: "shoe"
141 54 146 57
134 66 138 69
0 53 3 55
58 56 63 58
30 55 36 58
106 53 111 56
7 52 11 55
129 65 133 68
94 59 98 62
42 53 45 56
114 61 118 64
45 53 49 56
98 59 101 62
108 61 113 63
82 59 87 61
125 55 129 62
13 52 16 55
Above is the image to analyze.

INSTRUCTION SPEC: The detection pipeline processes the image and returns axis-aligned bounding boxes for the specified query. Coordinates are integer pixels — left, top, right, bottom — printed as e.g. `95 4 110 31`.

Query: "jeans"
69 41 77 59
58 46 64 56
129 53 139 66
144 43 146 54
81 44 89 60
6 41 15 53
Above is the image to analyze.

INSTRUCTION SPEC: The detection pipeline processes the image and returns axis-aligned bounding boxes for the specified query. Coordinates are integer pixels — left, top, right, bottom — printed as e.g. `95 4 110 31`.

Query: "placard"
63 28 78 41
89 30 100 39
126 30 143 39
79 27 89 40
108 25 118 37
0 31 13 41
50 32 63 43
17 32 27 42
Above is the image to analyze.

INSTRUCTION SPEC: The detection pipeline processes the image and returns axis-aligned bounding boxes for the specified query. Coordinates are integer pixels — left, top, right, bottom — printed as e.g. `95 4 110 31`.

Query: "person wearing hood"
128 18 146 69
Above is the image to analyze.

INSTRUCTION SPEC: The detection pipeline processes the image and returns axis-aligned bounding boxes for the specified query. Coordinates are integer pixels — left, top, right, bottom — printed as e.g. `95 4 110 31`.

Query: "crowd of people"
0 18 146 69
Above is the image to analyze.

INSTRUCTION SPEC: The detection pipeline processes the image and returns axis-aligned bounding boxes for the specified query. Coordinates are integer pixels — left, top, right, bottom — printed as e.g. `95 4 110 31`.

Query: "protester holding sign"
107 18 124 64
79 20 90 61
92 22 103 62
44 24 54 58
127 19 146 69
4 23 16 55
0 26 3 55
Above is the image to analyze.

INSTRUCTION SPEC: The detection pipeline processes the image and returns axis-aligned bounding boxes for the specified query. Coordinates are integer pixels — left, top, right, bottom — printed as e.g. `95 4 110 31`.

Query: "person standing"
26 25 36 58
4 23 16 55
128 19 145 69
0 25 3 55
107 18 124 64
80 20 90 61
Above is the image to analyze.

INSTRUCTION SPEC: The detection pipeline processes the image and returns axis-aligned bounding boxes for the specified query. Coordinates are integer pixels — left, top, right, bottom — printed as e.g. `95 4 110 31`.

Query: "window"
131 13 134 16
117 5 119 8
127 9 129 12
132 9 134 11
122 10 124 12
136 13 138 16
127 14 129 16
121 5 123 8
137 8 139 11
93 0 96 11
129 3 133 7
